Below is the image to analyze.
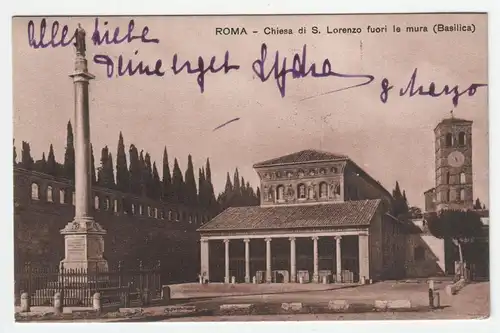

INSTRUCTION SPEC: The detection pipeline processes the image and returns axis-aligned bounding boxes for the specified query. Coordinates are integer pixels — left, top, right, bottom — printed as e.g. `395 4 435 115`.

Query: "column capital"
265 237 272 243
243 238 250 243
223 239 230 244
311 236 319 241
358 232 369 237
289 237 296 241
201 238 209 243
334 235 343 240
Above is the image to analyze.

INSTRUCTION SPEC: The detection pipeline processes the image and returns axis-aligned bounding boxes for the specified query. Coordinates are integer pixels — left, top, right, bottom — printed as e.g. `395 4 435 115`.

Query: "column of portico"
244 238 250 283
289 237 296 283
224 239 230 283
358 233 370 283
200 238 210 282
265 238 272 283
312 236 319 283
335 236 342 283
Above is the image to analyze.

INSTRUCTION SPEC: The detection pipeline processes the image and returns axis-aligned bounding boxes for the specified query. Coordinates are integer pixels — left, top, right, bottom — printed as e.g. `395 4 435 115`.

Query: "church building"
198 149 410 284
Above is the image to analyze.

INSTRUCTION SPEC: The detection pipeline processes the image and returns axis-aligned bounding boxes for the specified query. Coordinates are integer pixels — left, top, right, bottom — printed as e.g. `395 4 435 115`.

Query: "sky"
12 14 489 209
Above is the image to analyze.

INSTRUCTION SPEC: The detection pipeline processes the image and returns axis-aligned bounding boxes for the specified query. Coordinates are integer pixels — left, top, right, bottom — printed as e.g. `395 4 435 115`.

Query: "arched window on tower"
46 186 53 202
31 183 40 200
445 189 451 202
445 133 453 147
276 185 284 201
460 189 466 201
319 182 328 198
446 172 451 185
460 172 466 184
458 132 466 146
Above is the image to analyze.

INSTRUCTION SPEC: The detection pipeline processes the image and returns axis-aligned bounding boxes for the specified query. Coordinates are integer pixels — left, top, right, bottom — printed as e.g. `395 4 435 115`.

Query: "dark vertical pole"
27 262 32 307
60 262 65 308
139 260 144 306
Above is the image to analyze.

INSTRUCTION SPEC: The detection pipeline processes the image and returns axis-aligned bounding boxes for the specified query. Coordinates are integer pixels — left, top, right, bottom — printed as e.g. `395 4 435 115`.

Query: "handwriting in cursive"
380 68 488 107
27 19 75 49
94 50 165 78
252 43 375 98
172 51 240 93
91 18 160 46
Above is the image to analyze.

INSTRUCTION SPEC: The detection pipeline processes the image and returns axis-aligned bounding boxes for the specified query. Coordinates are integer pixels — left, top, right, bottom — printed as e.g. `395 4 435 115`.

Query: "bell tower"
434 111 473 211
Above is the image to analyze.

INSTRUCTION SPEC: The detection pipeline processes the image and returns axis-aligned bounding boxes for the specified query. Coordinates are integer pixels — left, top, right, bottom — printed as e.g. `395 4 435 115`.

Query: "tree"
205 158 218 213
129 145 142 195
116 132 130 192
473 198 482 210
392 181 409 219
184 155 198 206
198 168 206 208
21 141 34 170
256 187 261 203
46 144 57 176
162 147 173 201
63 121 75 180
90 144 97 184
427 210 484 278
97 146 115 188
13 139 17 165
152 162 161 200
34 153 47 173
408 206 423 219
172 158 185 203
143 152 154 198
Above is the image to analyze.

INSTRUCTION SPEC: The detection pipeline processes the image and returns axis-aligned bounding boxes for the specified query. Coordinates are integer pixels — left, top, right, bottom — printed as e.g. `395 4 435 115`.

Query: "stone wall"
14 167 209 284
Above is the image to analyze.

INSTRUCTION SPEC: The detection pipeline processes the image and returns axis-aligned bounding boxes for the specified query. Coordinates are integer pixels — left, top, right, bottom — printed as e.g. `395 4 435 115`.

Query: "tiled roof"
198 199 381 232
253 149 348 168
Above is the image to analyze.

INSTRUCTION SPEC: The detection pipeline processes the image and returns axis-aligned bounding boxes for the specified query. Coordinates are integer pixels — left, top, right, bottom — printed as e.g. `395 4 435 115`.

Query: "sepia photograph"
11 11 489 323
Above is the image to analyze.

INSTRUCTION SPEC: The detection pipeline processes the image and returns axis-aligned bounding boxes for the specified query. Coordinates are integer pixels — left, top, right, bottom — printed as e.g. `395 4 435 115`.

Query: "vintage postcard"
12 13 489 323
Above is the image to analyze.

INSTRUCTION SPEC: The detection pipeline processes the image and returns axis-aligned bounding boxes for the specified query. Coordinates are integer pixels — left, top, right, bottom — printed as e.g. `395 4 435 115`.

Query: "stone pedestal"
60 219 109 281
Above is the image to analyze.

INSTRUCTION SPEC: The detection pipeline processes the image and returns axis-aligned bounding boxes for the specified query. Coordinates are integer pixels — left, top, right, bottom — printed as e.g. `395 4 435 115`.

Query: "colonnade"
200 233 370 283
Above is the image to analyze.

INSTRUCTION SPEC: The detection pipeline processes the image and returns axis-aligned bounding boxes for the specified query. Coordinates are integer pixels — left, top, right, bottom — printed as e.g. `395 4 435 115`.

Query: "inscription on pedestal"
66 236 86 260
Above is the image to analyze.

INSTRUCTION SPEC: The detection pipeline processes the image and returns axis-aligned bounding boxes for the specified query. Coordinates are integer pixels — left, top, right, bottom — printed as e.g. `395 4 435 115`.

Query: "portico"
198 200 378 284
201 231 369 284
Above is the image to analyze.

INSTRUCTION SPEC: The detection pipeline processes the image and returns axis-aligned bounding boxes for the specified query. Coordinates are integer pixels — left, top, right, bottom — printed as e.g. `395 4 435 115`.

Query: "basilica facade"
198 149 411 284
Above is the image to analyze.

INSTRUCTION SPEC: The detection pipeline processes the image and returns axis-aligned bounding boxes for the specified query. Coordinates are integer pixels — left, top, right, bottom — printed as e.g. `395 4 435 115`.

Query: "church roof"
253 149 348 168
198 199 381 232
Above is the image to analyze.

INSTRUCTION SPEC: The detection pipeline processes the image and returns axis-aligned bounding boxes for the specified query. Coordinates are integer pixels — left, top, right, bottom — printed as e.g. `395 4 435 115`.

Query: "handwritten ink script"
27 18 487 108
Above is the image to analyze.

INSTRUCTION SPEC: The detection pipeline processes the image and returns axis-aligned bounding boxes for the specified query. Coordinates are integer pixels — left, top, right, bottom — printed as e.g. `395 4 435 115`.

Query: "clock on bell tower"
434 113 473 211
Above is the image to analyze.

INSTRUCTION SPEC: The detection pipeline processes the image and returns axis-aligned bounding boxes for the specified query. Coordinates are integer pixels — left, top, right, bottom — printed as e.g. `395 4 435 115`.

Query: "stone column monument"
60 24 108 276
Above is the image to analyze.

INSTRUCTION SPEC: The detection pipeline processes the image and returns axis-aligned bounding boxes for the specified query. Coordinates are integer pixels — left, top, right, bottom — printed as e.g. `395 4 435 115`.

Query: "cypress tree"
205 158 217 212
138 150 145 195
143 152 154 197
184 155 198 206
129 145 141 195
21 141 34 170
13 139 17 165
256 187 261 204
172 158 185 203
152 162 161 199
63 121 75 180
107 152 115 188
34 152 47 173
90 144 97 185
198 168 206 208
162 147 173 201
116 132 129 192
46 144 57 176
